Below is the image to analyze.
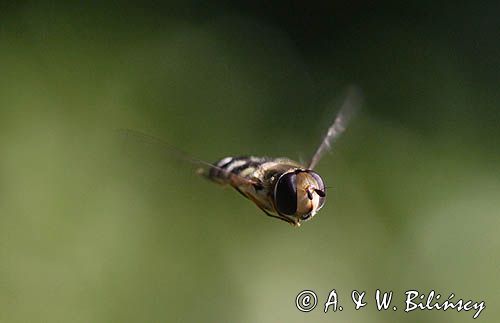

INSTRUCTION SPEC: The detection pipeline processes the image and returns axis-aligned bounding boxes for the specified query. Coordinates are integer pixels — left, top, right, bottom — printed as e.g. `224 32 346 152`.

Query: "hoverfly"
122 87 360 227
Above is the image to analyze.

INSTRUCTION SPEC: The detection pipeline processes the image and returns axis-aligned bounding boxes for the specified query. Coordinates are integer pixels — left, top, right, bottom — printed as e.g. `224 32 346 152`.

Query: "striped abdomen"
208 156 269 184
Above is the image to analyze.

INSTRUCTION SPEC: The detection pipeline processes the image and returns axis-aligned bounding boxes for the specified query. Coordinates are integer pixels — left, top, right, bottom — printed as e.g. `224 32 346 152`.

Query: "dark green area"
1 2 498 322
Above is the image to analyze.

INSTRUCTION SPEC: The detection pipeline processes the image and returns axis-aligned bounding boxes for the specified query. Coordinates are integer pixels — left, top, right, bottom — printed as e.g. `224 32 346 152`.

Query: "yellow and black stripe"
208 156 269 183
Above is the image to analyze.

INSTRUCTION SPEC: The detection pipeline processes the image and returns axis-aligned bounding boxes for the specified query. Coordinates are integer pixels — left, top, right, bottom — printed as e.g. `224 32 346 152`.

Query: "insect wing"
117 129 259 186
308 86 362 169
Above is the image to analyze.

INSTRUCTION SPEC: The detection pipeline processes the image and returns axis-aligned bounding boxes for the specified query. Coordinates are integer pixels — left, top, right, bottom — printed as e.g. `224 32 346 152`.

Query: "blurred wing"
117 129 259 186
308 86 362 169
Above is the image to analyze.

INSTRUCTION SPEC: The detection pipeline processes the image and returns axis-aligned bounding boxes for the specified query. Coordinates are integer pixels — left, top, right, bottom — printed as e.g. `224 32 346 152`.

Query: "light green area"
1 3 499 322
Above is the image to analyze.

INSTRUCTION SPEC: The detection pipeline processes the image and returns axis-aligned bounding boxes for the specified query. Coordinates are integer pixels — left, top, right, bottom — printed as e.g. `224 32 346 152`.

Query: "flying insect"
122 87 360 227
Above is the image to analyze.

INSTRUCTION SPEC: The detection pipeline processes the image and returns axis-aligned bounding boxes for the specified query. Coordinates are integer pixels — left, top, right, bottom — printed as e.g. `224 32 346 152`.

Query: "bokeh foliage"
1 2 499 322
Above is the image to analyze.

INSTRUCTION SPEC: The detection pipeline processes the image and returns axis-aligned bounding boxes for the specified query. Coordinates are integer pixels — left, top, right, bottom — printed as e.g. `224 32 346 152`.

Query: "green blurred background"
1 2 499 322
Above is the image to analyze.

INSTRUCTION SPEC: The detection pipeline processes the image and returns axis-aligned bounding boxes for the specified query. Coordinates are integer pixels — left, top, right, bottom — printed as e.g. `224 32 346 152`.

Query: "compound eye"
275 173 297 215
